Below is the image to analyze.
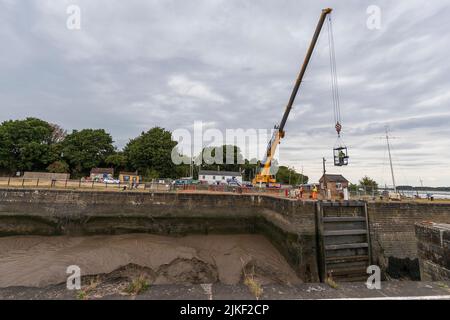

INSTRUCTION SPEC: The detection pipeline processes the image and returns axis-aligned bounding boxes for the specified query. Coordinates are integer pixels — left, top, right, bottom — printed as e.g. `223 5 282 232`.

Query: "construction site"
1 3 449 308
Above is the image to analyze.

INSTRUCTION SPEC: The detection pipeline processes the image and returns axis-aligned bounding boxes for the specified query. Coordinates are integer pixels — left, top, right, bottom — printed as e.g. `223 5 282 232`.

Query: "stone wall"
367 202 450 280
1 188 450 282
0 188 319 281
415 222 450 281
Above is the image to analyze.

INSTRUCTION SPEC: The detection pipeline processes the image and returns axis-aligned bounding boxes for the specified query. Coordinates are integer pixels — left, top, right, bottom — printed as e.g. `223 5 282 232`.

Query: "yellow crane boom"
253 8 333 186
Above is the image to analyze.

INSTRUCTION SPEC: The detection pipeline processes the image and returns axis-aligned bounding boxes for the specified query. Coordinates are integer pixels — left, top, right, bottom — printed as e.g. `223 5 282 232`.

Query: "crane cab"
333 146 349 166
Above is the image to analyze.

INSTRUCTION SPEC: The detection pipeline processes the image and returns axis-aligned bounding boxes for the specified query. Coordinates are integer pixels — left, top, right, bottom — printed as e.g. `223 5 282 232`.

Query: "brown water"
0 234 301 288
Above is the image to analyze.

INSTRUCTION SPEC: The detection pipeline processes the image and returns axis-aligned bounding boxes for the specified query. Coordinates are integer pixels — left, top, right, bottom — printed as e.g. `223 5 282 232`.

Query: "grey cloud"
1 0 450 186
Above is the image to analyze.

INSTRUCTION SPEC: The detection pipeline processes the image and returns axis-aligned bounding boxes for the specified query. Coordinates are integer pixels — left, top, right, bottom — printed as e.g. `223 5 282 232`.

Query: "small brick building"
319 174 349 196
119 171 141 184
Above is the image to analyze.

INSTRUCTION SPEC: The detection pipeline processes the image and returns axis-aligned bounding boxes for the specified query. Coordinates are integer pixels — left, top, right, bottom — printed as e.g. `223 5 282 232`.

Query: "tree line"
0 117 308 183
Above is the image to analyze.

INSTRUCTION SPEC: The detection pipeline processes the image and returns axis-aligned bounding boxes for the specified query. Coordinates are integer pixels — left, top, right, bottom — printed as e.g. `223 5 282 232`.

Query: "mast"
385 127 397 193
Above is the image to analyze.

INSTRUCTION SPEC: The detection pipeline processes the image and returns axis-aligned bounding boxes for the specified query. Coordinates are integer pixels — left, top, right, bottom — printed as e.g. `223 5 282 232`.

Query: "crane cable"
326 14 342 137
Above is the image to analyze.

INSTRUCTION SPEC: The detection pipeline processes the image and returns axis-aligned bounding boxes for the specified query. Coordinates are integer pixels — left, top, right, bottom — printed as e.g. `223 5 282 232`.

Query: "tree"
198 145 245 173
62 129 115 177
241 158 260 182
275 166 309 185
123 127 178 179
105 152 127 173
359 176 379 193
0 118 55 173
348 183 359 192
49 123 67 143
47 160 70 173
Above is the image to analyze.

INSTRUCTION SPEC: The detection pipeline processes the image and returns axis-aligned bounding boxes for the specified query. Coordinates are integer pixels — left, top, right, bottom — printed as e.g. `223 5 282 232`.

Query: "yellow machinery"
252 8 333 186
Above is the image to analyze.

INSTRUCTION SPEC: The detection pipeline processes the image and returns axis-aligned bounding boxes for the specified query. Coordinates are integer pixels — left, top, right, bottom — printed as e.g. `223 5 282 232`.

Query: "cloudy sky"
1 0 450 186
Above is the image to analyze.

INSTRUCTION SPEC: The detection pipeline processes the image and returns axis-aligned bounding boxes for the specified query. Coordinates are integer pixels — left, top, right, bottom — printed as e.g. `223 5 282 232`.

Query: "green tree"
348 183 359 192
359 176 379 193
275 166 308 185
62 129 115 177
241 158 259 182
47 160 70 173
198 145 245 173
123 127 178 179
49 123 67 143
175 163 192 179
0 118 55 173
105 152 127 174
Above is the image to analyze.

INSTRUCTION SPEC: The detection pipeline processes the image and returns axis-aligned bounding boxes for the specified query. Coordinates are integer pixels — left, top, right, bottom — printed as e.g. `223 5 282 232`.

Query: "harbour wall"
0 188 449 282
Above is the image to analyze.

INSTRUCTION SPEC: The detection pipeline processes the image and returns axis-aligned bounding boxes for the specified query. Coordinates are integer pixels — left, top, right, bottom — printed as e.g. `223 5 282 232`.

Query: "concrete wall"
415 222 450 281
367 202 450 280
0 188 319 282
1 188 450 282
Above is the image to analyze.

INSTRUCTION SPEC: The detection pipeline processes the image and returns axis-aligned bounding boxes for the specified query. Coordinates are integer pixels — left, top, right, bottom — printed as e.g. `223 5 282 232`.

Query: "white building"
198 170 242 185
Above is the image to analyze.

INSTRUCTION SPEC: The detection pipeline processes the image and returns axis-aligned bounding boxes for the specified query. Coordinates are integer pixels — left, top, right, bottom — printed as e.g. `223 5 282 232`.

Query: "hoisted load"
334 121 348 166
326 14 349 166
334 145 348 166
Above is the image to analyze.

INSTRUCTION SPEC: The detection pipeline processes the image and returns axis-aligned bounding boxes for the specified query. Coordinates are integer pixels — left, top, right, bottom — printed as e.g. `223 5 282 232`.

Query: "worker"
312 185 318 200
298 186 304 199
338 149 346 164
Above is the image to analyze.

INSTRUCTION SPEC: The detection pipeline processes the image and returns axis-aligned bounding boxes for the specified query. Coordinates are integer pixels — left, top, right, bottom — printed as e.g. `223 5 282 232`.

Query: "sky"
1 0 450 186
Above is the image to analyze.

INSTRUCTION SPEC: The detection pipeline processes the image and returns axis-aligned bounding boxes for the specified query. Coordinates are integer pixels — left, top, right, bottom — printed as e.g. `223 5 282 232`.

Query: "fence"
0 177 146 191
7 177 427 200
0 177 289 196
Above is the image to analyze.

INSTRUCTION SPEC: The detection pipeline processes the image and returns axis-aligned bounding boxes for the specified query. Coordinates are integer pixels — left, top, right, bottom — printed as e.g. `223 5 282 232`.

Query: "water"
398 190 450 200
0 234 301 288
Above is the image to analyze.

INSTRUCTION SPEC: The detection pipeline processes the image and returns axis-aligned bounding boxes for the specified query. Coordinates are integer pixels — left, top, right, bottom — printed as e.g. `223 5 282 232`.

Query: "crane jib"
253 8 334 184
260 8 332 169
278 8 332 133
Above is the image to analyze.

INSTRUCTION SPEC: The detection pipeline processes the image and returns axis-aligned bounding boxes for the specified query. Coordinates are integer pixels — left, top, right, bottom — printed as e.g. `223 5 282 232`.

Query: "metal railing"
0 177 288 196
0 177 146 191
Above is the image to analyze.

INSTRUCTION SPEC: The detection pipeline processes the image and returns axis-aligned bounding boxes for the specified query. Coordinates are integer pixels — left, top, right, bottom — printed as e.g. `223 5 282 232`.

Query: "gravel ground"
1 280 449 300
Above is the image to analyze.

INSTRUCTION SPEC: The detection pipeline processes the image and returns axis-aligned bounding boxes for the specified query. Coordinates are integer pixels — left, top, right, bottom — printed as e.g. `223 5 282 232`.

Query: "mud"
0 234 301 288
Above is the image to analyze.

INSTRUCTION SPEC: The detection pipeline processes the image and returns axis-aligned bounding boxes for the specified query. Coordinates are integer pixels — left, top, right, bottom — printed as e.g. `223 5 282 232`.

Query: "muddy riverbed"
0 234 301 288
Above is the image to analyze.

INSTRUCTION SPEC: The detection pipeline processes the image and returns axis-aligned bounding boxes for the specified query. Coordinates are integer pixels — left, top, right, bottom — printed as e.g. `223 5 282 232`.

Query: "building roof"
90 168 114 175
199 170 242 177
319 174 349 183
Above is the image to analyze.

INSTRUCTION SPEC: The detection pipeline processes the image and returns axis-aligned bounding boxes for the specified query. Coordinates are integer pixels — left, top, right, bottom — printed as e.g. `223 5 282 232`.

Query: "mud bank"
1 188 450 282
0 234 301 288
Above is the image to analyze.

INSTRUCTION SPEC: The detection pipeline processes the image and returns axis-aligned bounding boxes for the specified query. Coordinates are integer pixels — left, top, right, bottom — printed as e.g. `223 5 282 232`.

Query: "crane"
252 8 334 186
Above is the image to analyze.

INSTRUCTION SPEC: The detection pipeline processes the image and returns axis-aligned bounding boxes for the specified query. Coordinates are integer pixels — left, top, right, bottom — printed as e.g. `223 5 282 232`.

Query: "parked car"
104 178 120 184
226 177 242 187
173 179 200 186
